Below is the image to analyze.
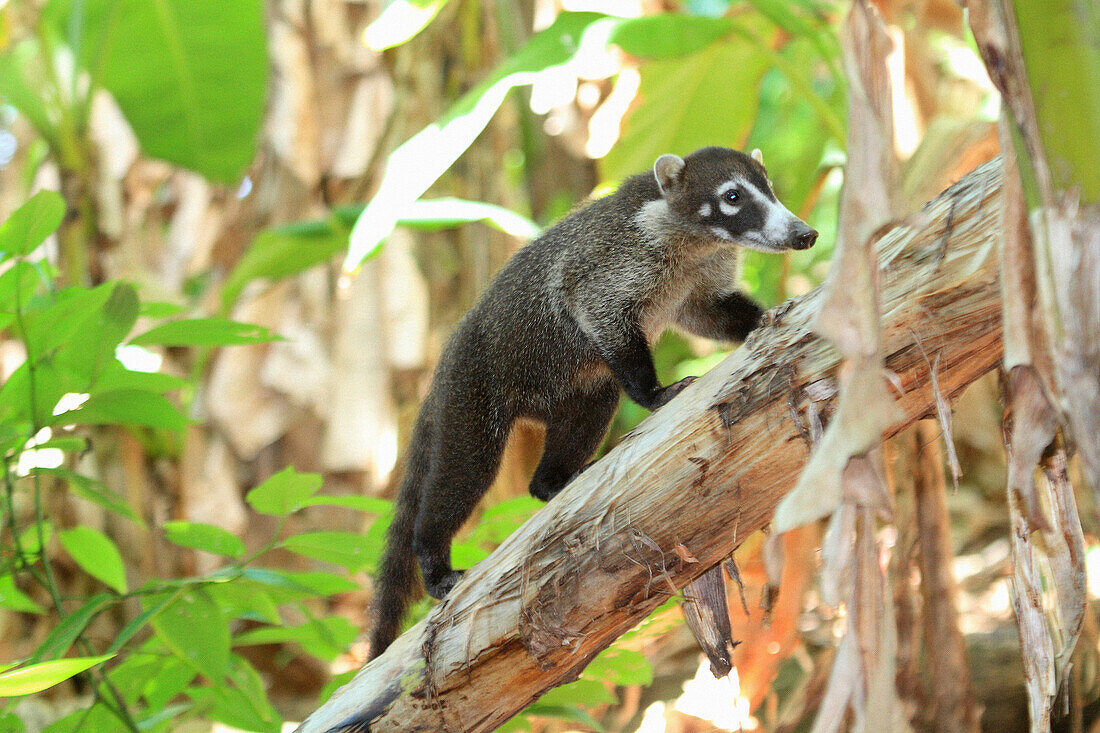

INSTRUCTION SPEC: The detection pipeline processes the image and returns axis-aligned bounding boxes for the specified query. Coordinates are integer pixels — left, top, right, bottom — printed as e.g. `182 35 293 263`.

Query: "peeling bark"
296 158 1005 733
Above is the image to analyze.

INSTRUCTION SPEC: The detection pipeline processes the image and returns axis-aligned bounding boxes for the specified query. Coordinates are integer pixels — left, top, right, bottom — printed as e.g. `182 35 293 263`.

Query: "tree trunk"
298 158 1005 732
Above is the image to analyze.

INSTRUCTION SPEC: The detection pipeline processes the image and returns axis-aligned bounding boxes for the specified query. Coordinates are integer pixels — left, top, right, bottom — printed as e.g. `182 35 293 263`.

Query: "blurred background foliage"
0 0 1068 730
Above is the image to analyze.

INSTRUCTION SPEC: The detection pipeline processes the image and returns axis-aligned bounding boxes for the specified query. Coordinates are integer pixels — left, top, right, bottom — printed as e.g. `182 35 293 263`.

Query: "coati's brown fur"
369 146 816 657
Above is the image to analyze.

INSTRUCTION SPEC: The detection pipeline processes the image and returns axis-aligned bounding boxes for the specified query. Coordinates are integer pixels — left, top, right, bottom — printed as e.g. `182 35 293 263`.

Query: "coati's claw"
654 376 697 409
425 569 464 600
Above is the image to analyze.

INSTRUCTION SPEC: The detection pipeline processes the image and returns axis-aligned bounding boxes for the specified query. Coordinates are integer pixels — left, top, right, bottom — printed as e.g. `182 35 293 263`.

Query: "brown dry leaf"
1039 448 1085 681
723 556 751 617
680 566 737 678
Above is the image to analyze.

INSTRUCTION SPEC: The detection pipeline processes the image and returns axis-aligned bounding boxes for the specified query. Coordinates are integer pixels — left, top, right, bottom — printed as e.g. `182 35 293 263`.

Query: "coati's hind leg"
529 381 620 502
413 407 510 600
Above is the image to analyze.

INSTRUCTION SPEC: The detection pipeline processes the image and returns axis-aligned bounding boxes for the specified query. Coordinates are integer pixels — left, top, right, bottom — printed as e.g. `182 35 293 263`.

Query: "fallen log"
299 157 1005 732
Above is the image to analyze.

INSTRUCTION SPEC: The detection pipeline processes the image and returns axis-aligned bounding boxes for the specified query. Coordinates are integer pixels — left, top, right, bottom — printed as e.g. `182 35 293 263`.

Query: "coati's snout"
653 147 819 253
787 221 818 250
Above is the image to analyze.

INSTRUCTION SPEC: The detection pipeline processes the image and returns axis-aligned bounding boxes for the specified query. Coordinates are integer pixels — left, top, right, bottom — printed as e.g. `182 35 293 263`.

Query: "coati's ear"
751 148 764 165
654 154 685 196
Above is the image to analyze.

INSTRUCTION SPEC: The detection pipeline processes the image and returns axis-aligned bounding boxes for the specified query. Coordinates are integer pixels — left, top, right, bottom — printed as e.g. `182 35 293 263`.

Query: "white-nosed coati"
369 146 816 657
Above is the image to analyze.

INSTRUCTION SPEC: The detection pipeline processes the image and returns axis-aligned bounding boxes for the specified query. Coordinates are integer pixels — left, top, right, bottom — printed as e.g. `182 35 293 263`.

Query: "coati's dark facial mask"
655 147 818 253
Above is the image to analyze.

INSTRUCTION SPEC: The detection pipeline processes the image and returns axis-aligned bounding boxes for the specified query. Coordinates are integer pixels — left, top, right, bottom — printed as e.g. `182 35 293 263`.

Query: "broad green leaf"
129 317 280 347
233 617 357 661
205 581 281 624
281 531 375 572
0 190 65 258
138 301 187 319
31 593 114 662
188 681 280 733
221 221 347 311
0 261 44 313
150 590 230 682
0 574 44 614
583 647 652 686
363 0 450 50
0 712 25 733
600 29 772 182
1015 0 1100 201
19 282 115 362
53 282 141 388
37 467 144 526
245 467 323 515
92 360 186 394
610 14 735 59
536 678 616 708
107 593 177 654
0 655 113 697
17 521 52 557
141 656 196 710
517 704 602 731
71 0 267 182
393 198 539 238
58 389 187 431
239 568 357 597
345 12 606 269
319 669 356 705
41 703 117 733
163 521 245 559
58 527 128 593
0 41 58 146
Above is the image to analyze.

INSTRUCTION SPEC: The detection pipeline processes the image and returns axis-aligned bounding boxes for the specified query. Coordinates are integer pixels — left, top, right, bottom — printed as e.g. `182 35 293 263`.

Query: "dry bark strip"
298 158 1005 733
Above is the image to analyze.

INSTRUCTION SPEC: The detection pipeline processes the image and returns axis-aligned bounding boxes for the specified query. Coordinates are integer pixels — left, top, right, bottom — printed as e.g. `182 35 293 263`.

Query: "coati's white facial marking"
715 180 742 217
741 179 803 252
698 202 712 218
710 226 733 241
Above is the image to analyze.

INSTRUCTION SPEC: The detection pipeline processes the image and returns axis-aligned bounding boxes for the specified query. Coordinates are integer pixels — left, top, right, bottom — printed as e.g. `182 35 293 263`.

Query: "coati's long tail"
368 411 432 659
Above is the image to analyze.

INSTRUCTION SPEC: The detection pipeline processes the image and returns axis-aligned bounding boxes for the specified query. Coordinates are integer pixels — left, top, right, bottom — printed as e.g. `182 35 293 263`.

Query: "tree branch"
298 158 1005 733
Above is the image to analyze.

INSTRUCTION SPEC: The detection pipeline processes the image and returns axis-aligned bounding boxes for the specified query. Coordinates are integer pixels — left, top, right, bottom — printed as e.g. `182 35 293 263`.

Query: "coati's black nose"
792 228 818 250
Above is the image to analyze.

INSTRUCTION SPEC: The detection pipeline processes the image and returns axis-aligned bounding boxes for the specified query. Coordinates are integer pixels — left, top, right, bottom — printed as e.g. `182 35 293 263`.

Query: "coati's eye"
724 190 739 204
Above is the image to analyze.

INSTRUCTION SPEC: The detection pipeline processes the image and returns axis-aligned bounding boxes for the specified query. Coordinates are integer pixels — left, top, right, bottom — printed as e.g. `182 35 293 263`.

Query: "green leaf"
536 678 616 708
233 617 357 661
150 590 231 682
0 190 65 258
58 527 128 593
221 221 347 311
600 29 772 182
31 593 114 663
205 581 281 624
163 521 245 559
245 467 323 516
0 712 26 733
41 703 117 733
0 655 113 697
395 198 539 238
129 317 280 347
363 0 450 50
319 669 356 705
239 568 357 597
610 15 735 59
58 389 187 431
107 593 177 655
281 532 375 572
0 574 45 614
71 0 268 182
345 12 606 269
583 647 652 686
140 656 196 710
37 468 145 527
0 41 58 145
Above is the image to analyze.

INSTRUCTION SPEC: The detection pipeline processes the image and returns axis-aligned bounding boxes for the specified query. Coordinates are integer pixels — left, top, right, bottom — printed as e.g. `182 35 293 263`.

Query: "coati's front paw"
425 569 464 600
652 376 697 409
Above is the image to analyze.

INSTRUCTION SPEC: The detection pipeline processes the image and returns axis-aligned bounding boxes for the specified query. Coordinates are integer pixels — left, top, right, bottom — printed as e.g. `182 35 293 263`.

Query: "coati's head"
652 146 818 253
